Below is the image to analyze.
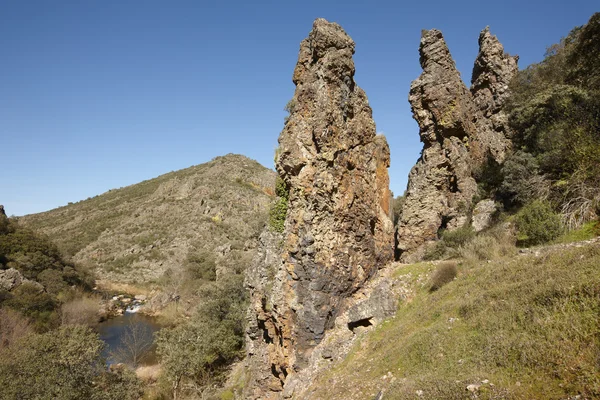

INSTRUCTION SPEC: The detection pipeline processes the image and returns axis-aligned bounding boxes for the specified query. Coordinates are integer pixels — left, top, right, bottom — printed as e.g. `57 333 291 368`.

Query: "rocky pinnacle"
245 18 394 398
397 27 518 261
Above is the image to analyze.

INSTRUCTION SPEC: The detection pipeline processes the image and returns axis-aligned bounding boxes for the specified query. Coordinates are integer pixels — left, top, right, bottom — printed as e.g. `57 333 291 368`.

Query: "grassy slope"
19 154 276 283
308 243 600 400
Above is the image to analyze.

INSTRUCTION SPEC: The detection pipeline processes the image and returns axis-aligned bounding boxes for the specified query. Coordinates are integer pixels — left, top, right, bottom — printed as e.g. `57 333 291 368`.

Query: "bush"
269 177 289 233
459 231 516 261
429 262 458 292
515 200 563 246
0 308 33 350
440 226 475 248
156 275 247 399
0 325 142 400
184 250 216 281
60 296 99 326
499 151 548 207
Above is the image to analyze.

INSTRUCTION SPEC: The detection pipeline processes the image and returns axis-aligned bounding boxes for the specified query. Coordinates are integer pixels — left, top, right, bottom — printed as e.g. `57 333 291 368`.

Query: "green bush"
515 200 563 246
156 275 247 399
184 250 217 281
269 177 289 232
440 226 475 248
0 325 142 400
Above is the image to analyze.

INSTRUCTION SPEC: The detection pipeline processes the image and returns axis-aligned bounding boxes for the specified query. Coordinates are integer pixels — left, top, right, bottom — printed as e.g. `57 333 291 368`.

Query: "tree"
109 317 153 368
156 275 246 399
0 325 141 400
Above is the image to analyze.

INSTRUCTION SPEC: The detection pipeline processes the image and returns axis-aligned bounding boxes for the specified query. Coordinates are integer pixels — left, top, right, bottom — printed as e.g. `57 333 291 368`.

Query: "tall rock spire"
397 27 518 261
245 18 394 398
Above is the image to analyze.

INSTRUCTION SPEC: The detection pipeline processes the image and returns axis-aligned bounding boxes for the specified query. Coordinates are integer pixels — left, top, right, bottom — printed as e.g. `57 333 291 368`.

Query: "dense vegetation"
0 210 95 331
0 210 143 399
493 13 599 234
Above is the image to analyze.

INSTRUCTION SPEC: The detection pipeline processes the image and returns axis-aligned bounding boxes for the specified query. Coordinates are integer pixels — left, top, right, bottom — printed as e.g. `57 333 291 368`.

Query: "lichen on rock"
397 27 518 262
245 18 394 398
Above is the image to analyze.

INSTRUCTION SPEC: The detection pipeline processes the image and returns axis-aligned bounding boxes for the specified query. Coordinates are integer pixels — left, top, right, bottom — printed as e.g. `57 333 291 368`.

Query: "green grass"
555 220 600 244
311 244 600 399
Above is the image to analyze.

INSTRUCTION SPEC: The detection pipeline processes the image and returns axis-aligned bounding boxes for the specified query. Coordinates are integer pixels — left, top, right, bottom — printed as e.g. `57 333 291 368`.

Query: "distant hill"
20 154 276 283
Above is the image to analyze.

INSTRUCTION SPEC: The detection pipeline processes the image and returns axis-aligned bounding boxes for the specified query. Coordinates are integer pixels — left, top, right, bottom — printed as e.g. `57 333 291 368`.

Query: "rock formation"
245 18 394 398
397 28 518 261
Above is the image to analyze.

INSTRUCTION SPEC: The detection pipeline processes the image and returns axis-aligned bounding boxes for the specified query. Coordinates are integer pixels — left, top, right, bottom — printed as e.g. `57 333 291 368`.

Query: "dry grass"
459 226 517 261
136 364 162 383
0 308 33 350
60 295 100 326
429 262 457 292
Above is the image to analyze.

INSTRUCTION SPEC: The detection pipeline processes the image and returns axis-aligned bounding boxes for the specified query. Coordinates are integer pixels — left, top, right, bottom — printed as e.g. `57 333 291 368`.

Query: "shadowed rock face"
397 28 518 262
245 18 394 398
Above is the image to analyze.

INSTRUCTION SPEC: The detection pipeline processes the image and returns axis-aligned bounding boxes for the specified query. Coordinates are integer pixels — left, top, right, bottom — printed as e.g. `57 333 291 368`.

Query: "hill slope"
20 154 276 283
302 239 600 399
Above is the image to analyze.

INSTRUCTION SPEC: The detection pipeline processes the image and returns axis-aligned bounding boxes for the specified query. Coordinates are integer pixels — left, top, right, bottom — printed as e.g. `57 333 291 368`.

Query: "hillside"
20 154 276 283
299 239 600 399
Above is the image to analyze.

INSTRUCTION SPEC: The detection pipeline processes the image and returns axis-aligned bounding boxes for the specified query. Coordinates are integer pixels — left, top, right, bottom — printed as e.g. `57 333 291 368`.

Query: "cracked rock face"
397 28 517 261
245 18 394 398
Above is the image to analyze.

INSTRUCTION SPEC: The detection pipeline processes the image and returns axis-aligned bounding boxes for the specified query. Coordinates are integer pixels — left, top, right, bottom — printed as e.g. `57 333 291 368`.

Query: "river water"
97 311 162 365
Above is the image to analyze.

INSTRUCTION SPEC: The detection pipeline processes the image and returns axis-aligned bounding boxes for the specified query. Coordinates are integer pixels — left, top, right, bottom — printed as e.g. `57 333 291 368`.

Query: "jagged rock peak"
397 27 517 262
245 18 394 398
471 26 519 116
418 29 458 71
409 29 478 146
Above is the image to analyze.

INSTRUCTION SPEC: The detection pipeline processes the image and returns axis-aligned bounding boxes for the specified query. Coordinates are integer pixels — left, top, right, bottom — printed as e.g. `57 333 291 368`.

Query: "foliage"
555 220 600 243
498 151 548 207
515 200 563 246
440 225 475 248
60 295 100 326
506 13 600 228
184 250 217 281
0 325 142 400
156 274 247 399
429 262 457 292
283 99 296 124
0 216 96 331
458 227 517 261
392 194 406 225
0 308 33 350
269 177 289 232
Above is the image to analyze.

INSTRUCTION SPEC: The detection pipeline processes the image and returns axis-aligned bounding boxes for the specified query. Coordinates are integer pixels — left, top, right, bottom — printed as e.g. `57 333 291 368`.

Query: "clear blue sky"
1 1 597 216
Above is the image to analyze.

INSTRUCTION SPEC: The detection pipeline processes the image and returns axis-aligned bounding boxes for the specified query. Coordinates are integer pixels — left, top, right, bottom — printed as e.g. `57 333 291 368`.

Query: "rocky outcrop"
397 28 518 261
245 18 394 398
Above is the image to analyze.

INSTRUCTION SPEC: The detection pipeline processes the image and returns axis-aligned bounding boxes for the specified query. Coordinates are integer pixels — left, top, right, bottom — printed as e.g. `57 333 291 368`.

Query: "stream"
97 311 162 366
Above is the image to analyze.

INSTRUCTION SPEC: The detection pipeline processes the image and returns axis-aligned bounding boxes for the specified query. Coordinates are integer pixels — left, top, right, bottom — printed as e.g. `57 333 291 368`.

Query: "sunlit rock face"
397 27 518 262
244 18 394 398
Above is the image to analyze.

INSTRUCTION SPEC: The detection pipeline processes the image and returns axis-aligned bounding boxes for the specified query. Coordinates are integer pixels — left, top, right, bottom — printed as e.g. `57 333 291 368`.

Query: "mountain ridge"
20 153 277 283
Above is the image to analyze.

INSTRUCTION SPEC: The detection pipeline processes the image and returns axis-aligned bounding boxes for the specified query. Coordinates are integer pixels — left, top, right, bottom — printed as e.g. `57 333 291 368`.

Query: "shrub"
156 275 247 399
0 325 142 400
61 296 99 326
422 241 447 261
0 308 32 350
429 262 458 292
515 200 563 246
499 151 548 207
269 177 289 233
440 226 475 248
185 250 217 281
459 233 516 262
